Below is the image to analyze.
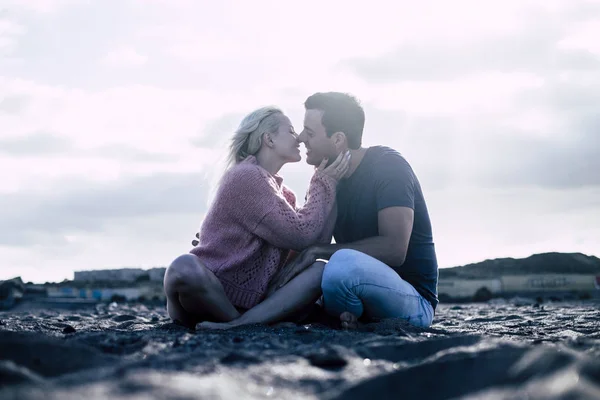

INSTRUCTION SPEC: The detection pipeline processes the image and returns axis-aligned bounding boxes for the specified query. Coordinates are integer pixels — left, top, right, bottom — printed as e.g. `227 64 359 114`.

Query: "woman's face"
271 114 301 163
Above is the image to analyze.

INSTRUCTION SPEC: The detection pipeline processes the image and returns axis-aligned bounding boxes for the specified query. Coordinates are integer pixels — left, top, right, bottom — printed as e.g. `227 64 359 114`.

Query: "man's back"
334 146 439 309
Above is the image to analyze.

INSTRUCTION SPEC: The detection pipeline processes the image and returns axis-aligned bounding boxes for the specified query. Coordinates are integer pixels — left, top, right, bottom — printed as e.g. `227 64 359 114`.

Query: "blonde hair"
228 106 284 166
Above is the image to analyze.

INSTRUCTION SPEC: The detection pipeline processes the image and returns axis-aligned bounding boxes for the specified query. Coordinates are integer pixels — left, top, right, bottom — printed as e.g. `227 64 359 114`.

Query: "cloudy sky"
1 0 598 283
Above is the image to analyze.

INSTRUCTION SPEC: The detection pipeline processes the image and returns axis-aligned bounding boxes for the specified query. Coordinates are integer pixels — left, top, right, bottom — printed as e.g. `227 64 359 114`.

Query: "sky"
0 0 599 283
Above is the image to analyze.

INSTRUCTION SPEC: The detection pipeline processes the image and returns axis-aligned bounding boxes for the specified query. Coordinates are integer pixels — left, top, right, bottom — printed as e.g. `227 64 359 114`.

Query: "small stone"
232 336 244 343
62 325 76 334
112 314 137 322
306 349 347 369
115 321 137 329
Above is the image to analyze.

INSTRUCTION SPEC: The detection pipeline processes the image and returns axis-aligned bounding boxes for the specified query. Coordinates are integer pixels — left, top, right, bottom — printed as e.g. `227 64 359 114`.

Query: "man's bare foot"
340 311 358 330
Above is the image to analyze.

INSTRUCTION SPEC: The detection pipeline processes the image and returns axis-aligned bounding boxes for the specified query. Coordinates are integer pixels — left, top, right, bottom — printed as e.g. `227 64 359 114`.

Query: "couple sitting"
164 92 438 330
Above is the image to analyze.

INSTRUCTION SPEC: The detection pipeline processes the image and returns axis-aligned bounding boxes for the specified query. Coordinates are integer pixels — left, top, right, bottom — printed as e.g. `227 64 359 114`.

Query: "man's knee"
321 249 364 294
165 254 213 292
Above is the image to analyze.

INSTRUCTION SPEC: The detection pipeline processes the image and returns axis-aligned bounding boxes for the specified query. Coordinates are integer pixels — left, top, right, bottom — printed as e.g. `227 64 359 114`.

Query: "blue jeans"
321 249 434 328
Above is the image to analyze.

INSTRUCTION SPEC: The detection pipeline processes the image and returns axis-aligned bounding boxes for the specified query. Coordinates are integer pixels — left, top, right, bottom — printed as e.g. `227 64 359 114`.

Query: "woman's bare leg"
164 254 241 328
198 261 325 330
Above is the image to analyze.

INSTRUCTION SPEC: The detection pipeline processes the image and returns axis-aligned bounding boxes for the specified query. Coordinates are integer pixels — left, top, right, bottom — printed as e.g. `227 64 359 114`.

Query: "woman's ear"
264 133 275 148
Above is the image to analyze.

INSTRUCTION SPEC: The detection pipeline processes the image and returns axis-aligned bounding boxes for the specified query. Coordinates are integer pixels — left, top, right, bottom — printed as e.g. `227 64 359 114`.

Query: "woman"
163 106 350 329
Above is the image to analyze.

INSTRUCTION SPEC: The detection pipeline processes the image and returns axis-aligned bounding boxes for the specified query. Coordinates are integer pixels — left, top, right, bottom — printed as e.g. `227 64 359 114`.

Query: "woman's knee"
165 254 213 292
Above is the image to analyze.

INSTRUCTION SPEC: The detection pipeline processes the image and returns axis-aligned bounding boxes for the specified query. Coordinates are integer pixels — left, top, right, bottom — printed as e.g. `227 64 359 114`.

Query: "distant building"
438 274 600 301
74 267 166 283
148 267 166 282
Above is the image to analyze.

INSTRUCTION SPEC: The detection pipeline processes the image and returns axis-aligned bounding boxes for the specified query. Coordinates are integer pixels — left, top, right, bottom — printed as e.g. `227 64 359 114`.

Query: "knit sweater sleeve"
316 202 337 244
227 165 337 251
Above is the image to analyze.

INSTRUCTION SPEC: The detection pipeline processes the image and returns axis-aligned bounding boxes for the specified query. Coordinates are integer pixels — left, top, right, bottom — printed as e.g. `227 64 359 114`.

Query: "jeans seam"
347 282 430 324
348 282 423 301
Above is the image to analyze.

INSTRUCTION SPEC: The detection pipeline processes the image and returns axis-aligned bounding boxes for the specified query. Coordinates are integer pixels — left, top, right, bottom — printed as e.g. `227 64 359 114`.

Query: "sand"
1 299 599 399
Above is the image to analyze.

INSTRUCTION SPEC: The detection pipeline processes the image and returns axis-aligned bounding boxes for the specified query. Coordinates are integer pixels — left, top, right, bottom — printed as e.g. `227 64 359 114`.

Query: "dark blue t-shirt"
334 146 439 309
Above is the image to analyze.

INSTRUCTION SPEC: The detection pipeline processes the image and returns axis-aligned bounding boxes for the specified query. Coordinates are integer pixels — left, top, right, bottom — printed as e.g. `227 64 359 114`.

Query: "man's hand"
265 247 319 297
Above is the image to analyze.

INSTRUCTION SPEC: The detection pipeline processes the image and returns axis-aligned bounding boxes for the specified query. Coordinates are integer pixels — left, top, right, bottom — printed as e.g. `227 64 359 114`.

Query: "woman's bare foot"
196 321 239 330
340 311 358 330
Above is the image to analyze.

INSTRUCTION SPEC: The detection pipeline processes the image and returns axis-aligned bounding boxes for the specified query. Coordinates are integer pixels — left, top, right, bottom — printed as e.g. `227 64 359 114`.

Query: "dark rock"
62 325 76 334
473 287 493 302
116 321 140 329
306 347 347 370
232 336 244 343
112 314 137 322
0 331 116 378
0 360 45 387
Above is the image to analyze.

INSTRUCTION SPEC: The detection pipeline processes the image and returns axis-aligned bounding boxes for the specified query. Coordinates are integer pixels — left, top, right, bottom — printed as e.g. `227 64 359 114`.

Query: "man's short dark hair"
304 92 365 149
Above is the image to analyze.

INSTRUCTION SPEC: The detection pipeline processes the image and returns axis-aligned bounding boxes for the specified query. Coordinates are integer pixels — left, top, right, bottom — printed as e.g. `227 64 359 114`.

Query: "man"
282 92 438 329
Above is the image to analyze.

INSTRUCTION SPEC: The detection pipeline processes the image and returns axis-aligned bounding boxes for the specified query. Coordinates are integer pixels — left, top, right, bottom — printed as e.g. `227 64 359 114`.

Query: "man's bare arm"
311 206 414 270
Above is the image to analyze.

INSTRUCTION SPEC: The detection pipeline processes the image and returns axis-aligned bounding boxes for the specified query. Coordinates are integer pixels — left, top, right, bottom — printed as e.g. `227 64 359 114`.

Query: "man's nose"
297 131 307 142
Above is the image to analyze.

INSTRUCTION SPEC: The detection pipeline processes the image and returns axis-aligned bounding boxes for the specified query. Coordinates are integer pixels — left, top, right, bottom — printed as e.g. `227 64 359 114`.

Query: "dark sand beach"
1 299 599 399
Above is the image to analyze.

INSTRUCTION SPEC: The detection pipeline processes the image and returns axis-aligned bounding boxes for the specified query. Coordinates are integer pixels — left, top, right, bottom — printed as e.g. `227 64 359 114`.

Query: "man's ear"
332 131 348 152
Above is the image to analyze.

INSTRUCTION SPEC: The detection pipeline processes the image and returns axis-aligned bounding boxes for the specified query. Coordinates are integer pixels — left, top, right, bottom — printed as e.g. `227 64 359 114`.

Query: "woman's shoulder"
221 157 272 188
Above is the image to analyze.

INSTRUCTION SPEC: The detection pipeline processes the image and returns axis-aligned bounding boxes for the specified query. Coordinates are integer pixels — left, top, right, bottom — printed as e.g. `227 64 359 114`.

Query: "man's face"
298 109 338 166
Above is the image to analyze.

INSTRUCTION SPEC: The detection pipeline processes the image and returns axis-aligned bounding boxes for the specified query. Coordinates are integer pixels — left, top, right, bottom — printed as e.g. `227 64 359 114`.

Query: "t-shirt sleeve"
375 154 416 211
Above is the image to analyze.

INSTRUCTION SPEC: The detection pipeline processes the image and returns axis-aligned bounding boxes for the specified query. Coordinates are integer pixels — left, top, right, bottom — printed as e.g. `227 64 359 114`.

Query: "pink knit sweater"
190 156 337 309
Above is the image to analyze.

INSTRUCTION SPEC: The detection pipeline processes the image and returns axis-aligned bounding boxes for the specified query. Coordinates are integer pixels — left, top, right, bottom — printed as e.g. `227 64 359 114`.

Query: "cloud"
0 131 72 155
0 18 25 54
190 112 245 149
0 95 29 115
467 123 600 189
0 132 177 162
1 0 85 14
341 17 600 83
90 144 177 162
101 47 147 68
0 171 210 246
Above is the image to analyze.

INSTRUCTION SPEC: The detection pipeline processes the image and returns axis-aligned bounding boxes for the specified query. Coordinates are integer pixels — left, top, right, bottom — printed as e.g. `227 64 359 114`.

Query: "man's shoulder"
367 146 412 171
